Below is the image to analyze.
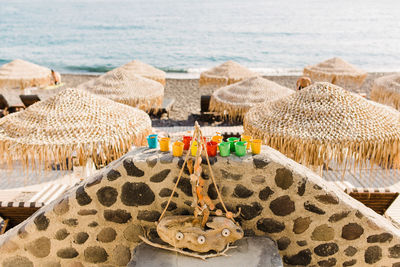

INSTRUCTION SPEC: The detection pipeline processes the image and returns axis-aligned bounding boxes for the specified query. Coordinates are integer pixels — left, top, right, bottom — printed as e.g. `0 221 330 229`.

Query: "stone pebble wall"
1 146 400 266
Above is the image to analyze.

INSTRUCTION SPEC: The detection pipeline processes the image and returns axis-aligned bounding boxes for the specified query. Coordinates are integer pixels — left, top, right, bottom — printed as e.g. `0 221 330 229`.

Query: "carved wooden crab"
157 215 243 253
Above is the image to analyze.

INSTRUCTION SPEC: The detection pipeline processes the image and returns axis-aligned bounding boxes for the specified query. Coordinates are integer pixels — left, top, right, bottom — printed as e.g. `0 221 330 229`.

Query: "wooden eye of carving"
176 232 184 240
222 228 231 237
197 235 206 244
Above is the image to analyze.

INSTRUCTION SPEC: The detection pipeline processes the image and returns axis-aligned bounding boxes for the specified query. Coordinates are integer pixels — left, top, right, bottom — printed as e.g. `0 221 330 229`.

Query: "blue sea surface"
0 0 399 75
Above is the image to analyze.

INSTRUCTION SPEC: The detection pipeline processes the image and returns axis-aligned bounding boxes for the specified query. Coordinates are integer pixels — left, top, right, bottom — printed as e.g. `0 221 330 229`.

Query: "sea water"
0 0 399 77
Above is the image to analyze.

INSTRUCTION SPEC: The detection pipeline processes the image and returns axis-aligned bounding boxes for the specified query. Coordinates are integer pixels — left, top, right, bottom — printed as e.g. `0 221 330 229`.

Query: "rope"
159 128 198 222
198 127 233 221
159 122 234 223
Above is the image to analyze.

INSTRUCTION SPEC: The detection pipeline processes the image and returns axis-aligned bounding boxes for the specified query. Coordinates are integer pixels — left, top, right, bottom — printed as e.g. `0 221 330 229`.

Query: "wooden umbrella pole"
159 128 198 222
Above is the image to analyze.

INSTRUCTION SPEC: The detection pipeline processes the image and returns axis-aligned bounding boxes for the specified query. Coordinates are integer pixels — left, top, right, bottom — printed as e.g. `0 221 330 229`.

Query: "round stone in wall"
75 186 92 206
274 168 293 189
74 232 89 244
317 258 336 267
150 169 171 183
293 217 311 234
56 247 79 259
304 201 325 215
364 246 382 264
97 227 117 243
314 243 339 257
107 169 121 181
34 212 49 231
137 210 161 222
2 256 33 267
269 195 295 216
341 223 364 240
97 186 118 207
389 244 400 258
25 237 51 258
123 158 144 177
256 218 285 233
233 184 254 198
367 233 393 243
343 259 357 266
77 209 97 216
283 249 312 266
104 209 132 224
238 202 263 220
112 245 131 266
121 182 155 206
124 224 144 243
53 198 69 215
84 246 108 263
259 186 274 201
277 236 291 250
328 211 350 222
55 229 69 240
311 224 335 241
344 246 357 256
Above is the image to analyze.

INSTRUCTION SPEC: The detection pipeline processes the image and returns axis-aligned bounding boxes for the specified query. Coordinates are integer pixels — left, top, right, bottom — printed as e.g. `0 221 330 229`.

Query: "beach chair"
345 187 399 215
151 98 175 117
0 94 10 116
0 183 73 228
19 94 41 108
328 181 399 215
201 95 211 113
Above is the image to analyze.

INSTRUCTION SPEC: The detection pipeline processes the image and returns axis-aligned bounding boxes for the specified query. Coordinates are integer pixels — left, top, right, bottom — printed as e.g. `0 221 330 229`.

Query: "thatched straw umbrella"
303 57 367 90
199 61 258 88
370 74 400 110
0 59 60 89
120 60 166 86
209 76 294 121
79 68 164 112
0 88 152 170
244 82 400 170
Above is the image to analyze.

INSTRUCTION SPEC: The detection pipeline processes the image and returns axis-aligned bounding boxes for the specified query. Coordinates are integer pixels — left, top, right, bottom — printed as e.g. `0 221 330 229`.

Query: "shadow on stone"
129 237 282 267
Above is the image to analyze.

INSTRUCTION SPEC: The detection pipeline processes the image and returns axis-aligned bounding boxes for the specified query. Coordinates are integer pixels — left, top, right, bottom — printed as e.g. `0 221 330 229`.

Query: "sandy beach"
0 72 392 128
62 72 391 125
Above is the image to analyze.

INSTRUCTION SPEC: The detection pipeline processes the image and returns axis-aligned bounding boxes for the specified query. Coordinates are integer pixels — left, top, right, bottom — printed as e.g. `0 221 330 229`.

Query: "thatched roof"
0 88 152 170
244 82 400 170
371 74 400 110
199 61 258 88
120 60 166 86
210 76 294 120
0 59 60 89
303 57 367 89
79 68 164 111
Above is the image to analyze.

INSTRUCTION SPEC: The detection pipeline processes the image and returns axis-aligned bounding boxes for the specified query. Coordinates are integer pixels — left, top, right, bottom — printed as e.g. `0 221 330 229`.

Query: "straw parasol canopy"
79 68 164 112
370 74 400 110
199 61 258 88
303 57 367 90
244 82 400 170
209 76 294 121
119 60 166 86
0 88 152 170
0 59 60 89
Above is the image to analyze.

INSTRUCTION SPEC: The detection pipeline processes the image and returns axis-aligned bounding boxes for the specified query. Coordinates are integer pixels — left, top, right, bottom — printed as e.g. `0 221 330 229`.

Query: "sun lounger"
0 94 10 116
201 95 211 113
0 183 73 228
19 94 41 108
151 98 175 117
328 181 399 215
